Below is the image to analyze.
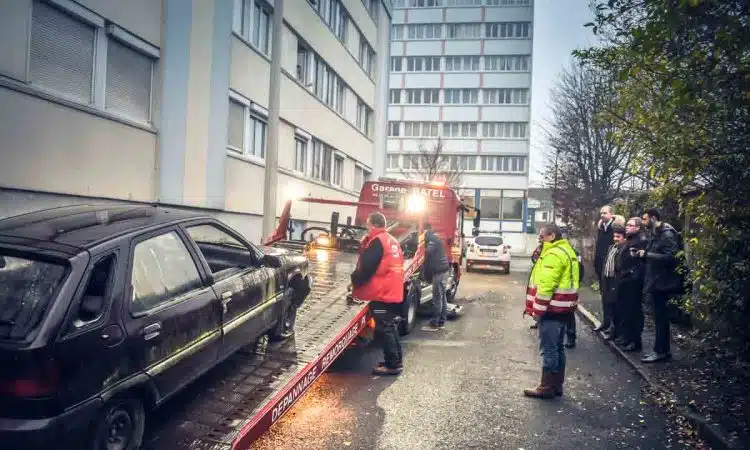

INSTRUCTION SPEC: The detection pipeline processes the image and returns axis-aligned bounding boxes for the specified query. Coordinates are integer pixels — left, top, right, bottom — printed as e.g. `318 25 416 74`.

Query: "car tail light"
0 361 60 398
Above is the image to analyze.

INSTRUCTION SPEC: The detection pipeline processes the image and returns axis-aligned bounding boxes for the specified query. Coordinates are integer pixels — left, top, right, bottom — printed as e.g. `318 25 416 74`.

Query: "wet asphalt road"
252 259 686 450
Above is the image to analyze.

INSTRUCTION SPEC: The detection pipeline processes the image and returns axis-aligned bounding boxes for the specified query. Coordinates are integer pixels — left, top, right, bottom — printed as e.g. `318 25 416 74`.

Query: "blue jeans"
539 319 567 373
430 271 448 326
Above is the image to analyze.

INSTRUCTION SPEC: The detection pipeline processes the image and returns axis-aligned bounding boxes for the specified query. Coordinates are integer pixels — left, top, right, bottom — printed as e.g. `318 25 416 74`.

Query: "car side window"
131 231 203 314
68 254 116 331
185 224 257 278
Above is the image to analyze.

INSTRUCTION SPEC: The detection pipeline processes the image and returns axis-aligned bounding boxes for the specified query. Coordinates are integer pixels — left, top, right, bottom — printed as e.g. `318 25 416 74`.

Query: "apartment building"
386 0 533 249
0 0 392 242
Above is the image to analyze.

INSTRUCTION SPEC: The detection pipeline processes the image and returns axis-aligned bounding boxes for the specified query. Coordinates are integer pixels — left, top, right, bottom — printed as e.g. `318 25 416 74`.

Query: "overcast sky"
528 0 599 186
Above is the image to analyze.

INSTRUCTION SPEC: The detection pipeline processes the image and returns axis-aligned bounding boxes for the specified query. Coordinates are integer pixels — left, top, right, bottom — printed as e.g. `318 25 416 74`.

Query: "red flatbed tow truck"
144 178 477 449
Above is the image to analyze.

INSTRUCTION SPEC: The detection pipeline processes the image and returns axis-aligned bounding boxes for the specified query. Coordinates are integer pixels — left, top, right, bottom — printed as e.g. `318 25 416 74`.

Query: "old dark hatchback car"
0 204 311 450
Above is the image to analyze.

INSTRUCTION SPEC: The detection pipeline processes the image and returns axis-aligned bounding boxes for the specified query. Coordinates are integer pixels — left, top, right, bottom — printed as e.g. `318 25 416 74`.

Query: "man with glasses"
593 206 615 332
614 218 648 351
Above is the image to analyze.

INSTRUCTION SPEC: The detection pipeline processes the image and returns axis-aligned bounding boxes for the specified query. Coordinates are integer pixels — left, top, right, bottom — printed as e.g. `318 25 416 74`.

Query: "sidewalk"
577 286 749 449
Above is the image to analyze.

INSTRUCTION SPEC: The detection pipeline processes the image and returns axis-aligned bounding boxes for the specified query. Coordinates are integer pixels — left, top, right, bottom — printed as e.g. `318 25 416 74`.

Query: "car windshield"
0 253 68 340
475 236 503 247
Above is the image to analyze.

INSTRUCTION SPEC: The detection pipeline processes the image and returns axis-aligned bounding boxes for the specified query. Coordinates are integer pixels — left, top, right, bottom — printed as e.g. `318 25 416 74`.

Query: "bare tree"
544 61 645 233
400 138 464 188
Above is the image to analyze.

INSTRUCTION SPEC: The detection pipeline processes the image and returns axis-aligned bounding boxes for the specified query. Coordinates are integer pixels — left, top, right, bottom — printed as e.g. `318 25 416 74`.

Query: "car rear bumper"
467 259 510 270
0 397 101 448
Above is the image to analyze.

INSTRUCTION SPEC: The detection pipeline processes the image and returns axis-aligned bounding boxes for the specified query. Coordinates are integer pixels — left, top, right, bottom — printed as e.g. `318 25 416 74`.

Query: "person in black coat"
593 206 615 332
636 208 682 363
614 218 647 351
422 224 451 331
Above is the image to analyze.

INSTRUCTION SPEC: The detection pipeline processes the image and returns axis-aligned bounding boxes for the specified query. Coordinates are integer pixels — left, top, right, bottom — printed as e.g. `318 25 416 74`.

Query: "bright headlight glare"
406 193 426 213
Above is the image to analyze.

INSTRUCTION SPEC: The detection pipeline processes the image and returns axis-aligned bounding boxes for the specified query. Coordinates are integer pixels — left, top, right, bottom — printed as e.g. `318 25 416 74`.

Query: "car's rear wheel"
399 282 420 336
90 396 145 450
270 290 298 341
446 265 460 303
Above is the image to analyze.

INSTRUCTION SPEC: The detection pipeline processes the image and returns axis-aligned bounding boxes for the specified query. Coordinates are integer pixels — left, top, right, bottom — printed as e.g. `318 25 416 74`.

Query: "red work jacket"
352 228 405 303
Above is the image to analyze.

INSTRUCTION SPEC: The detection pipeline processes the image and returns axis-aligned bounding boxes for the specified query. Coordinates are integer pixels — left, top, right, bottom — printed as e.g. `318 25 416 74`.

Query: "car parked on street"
0 204 312 450
465 233 512 274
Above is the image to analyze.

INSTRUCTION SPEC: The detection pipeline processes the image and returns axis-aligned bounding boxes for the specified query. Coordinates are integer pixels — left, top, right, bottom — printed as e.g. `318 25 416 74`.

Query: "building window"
391 57 403 72
486 0 531 6
484 55 530 71
357 100 372 136
294 137 308 173
446 0 482 5
485 22 531 39
404 122 439 137
237 0 272 54
404 89 440 104
480 197 501 219
388 121 401 137
407 56 440 72
503 198 524 220
297 42 312 84
407 24 443 40
446 23 481 39
541 211 549 221
354 166 370 191
444 89 478 105
362 0 378 19
483 88 530 105
387 154 400 170
392 25 404 40
482 122 528 138
226 96 267 159
442 122 478 137
444 56 480 72
312 0 348 43
408 0 444 6
359 37 376 77
333 155 344 186
28 1 157 124
311 140 335 182
314 56 345 114
479 156 527 173
389 89 402 104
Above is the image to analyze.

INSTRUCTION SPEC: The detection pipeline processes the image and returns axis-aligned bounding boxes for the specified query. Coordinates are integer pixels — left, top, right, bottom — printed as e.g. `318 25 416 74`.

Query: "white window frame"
234 0 273 55
332 153 345 187
228 90 267 162
293 132 309 174
388 121 401 137
27 0 158 125
391 57 403 72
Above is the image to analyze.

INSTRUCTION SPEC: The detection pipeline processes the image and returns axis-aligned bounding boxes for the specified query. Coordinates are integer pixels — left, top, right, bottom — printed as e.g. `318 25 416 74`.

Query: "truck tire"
89 396 145 450
399 282 420 336
446 266 460 303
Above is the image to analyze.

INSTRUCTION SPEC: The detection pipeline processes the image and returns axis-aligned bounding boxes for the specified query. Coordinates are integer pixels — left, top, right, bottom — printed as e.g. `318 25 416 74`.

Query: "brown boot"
554 368 565 397
523 372 556 398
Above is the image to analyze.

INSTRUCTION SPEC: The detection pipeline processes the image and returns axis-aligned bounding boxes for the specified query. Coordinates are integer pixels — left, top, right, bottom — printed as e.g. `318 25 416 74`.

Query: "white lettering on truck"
370 184 446 199
271 367 318 423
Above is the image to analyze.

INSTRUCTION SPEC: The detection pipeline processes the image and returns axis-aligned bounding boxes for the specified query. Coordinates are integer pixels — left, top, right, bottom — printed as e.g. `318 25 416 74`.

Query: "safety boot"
523 372 556 399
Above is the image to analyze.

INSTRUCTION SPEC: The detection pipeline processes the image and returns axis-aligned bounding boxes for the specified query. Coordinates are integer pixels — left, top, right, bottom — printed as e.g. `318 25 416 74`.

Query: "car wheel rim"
105 408 133 450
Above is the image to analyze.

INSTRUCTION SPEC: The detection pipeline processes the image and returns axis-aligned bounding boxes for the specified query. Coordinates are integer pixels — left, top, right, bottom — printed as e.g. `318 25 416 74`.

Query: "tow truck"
145 178 478 449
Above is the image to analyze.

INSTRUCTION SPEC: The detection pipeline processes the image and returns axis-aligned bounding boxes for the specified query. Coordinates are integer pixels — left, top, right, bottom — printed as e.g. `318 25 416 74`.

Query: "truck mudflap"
144 254 369 450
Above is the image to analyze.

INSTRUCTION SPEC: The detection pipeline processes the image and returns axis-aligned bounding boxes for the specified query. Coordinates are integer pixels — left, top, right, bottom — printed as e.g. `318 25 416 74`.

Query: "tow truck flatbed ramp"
144 252 365 450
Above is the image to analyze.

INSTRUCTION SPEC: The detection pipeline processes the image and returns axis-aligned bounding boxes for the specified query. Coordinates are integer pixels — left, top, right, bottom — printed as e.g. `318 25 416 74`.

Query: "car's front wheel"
90 396 145 450
399 282 420 336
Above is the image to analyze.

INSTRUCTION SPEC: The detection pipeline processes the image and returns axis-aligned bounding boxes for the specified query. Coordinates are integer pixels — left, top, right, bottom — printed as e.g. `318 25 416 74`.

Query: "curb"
575 304 741 450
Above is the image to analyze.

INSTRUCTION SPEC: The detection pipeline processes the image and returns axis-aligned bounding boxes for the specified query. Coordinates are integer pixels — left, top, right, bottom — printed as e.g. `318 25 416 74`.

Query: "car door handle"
141 322 162 341
221 291 233 302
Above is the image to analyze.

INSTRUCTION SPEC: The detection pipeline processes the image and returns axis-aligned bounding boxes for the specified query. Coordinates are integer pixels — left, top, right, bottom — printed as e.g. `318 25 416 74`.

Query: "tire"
399 282 420 336
270 289 298 341
89 396 145 450
446 266 460 303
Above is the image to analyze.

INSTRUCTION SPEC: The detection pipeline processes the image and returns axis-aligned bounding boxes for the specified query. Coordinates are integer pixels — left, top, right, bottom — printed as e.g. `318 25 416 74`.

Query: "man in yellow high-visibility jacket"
523 223 580 399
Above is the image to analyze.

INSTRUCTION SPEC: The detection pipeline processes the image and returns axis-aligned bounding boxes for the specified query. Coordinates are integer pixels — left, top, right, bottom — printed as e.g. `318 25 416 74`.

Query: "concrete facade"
385 0 533 250
0 0 392 243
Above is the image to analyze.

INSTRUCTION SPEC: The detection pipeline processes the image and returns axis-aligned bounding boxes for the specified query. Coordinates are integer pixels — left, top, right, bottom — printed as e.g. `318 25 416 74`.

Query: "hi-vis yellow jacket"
525 239 580 317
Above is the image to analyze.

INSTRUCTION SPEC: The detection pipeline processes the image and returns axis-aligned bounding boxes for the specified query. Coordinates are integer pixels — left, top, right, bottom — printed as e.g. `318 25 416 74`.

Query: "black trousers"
600 276 618 330
371 301 403 368
650 290 671 354
617 281 644 345
566 313 576 341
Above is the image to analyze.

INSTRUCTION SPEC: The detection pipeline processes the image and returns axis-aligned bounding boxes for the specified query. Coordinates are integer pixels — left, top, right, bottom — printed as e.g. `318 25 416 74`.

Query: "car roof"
0 204 210 255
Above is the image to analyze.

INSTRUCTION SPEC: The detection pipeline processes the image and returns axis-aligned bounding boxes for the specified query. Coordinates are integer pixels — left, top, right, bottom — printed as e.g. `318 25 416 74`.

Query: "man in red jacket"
352 212 405 376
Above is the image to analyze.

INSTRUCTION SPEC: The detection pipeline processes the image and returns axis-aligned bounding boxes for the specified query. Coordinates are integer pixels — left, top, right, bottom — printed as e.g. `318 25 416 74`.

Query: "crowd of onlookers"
592 206 682 363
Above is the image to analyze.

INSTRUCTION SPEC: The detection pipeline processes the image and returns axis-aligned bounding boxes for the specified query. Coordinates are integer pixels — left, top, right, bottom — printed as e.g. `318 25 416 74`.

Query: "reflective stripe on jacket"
525 238 580 316
352 228 405 303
